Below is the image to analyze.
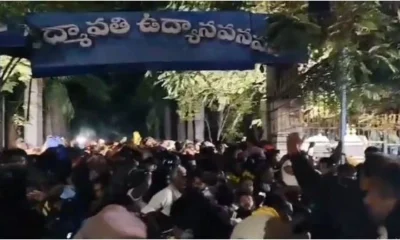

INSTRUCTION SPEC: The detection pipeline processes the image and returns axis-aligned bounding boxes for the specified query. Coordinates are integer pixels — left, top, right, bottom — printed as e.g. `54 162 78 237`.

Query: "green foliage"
158 69 265 118
132 71 167 137
61 75 111 103
44 79 75 122
267 2 400 116
0 56 31 93
157 69 265 140
0 55 32 127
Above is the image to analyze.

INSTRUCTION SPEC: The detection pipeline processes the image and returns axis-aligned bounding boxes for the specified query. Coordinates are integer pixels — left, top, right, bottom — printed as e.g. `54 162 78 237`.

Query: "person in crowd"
318 157 336 175
363 157 400 238
0 149 47 238
365 145 381 154
286 132 386 238
141 165 187 237
190 170 216 201
141 165 187 216
90 174 110 212
235 191 255 219
8 131 400 239
170 188 233 239
238 177 254 195
231 193 309 239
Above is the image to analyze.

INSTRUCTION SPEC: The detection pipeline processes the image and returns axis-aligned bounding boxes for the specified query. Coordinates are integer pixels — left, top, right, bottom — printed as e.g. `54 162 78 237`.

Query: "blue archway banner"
26 11 304 78
0 22 29 57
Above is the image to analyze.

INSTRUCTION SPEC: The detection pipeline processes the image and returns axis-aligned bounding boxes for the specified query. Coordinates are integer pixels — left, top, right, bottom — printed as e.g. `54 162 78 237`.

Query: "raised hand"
286 132 303 156
330 140 343 164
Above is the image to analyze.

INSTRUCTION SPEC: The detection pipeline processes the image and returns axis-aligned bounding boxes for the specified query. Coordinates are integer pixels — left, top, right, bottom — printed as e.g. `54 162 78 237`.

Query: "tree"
0 55 31 123
157 69 265 141
0 55 31 146
265 1 400 120
0 56 31 94
0 1 268 140
0 2 166 139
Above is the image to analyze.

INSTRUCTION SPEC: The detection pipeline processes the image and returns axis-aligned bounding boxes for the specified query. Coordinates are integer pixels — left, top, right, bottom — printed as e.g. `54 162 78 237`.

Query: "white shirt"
281 160 299 187
141 184 181 216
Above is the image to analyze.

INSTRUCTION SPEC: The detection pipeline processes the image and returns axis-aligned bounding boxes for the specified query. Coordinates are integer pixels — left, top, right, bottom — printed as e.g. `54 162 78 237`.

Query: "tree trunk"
164 102 172 139
44 103 68 138
24 78 44 147
204 114 213 142
194 105 205 141
44 83 68 139
260 98 268 140
51 105 68 137
44 107 52 137
216 110 224 141
177 119 186 141
6 112 17 148
187 120 194 141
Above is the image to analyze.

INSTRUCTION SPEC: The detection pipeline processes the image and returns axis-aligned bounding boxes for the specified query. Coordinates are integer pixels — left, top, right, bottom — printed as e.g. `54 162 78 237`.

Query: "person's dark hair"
263 193 292 215
189 169 203 181
175 141 183 152
215 184 235 206
237 190 252 200
0 149 29 204
66 147 84 161
0 148 47 238
246 135 258 146
158 150 181 168
238 141 248 151
319 157 335 167
114 146 140 163
364 146 380 155
200 146 214 156
170 188 233 238
0 148 27 165
337 163 356 178
93 173 111 187
373 158 400 199
259 139 271 147
362 152 390 178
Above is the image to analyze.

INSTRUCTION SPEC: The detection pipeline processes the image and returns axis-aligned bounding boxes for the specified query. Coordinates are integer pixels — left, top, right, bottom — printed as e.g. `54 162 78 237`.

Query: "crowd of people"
2 132 400 239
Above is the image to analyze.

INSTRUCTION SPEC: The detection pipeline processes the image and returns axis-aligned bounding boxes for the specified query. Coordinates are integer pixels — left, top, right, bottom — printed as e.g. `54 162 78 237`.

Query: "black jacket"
0 199 47 238
384 204 400 238
290 153 377 238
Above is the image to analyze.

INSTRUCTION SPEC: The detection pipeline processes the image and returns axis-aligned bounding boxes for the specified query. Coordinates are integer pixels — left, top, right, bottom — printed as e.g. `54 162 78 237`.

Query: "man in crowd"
286 132 400 238
141 165 187 237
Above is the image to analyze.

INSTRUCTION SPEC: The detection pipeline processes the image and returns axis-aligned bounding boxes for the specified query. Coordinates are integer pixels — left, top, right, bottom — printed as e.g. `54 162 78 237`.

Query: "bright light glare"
98 139 105 145
76 136 87 145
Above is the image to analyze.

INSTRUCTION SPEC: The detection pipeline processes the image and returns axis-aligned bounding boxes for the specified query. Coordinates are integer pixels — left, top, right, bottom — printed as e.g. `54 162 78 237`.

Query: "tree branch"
204 113 213 142
217 105 232 141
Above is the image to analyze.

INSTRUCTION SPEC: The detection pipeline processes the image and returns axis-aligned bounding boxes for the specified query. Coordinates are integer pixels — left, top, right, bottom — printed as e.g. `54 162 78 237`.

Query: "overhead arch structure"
0 11 305 148
0 11 304 77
